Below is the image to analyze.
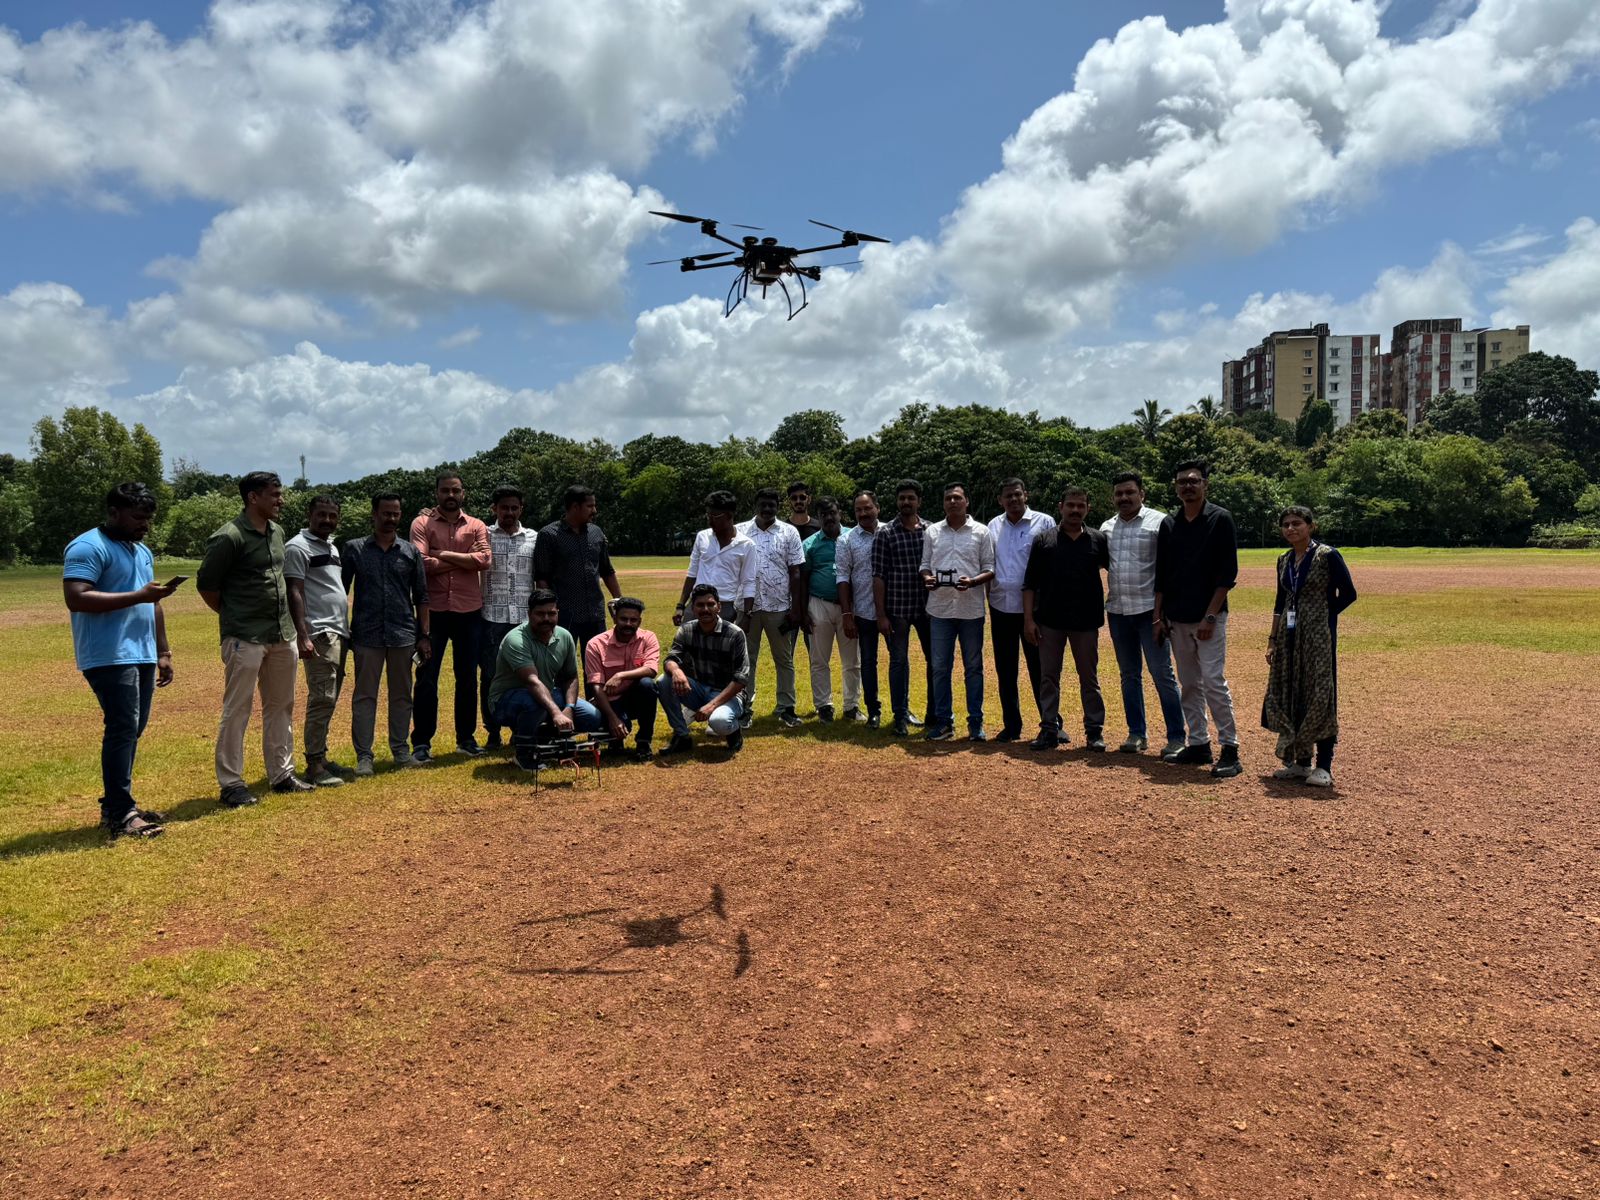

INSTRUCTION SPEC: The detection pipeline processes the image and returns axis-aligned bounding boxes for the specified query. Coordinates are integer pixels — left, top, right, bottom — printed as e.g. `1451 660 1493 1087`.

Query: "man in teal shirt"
798 497 861 722
488 589 604 770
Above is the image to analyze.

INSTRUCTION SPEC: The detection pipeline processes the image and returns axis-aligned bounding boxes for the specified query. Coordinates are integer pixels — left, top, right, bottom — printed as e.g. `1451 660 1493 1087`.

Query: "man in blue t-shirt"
62 483 182 838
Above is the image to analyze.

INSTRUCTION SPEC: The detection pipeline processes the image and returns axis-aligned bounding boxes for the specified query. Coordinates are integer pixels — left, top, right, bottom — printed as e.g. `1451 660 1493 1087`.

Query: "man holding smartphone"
63 482 179 839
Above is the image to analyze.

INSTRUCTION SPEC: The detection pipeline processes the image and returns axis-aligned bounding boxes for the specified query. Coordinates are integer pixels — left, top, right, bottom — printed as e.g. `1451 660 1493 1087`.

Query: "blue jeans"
929 616 985 732
1107 610 1186 743
83 663 156 825
659 676 742 740
886 613 932 722
490 690 603 743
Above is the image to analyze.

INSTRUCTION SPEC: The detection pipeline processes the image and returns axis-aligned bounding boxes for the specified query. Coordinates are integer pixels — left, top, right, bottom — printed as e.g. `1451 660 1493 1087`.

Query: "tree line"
3 351 1598 564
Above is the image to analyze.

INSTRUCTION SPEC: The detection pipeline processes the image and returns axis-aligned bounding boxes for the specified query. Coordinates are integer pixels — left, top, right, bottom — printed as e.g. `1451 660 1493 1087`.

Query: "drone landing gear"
722 272 809 320
515 733 610 792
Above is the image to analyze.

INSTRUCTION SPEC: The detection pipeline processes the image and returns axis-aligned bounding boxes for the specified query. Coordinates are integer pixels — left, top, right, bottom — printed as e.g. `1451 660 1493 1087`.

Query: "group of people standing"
61 461 1356 840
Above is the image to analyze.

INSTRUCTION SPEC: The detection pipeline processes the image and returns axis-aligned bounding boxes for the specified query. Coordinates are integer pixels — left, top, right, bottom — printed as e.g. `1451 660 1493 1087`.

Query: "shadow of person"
0 793 230 860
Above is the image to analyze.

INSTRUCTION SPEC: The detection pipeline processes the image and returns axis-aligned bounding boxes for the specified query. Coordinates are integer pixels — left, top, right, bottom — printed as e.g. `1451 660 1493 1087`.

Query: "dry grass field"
2 549 1598 1199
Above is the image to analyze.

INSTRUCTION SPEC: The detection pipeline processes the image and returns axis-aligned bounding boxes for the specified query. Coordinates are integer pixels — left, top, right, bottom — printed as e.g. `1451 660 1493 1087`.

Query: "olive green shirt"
487 623 579 710
196 513 295 644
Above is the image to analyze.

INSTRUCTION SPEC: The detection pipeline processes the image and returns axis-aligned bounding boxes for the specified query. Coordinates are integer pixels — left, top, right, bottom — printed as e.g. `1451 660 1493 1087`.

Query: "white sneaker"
1272 764 1310 780
1305 768 1333 787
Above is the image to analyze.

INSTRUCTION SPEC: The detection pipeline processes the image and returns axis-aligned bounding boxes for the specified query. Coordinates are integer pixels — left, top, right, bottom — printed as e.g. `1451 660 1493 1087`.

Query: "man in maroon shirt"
409 471 491 761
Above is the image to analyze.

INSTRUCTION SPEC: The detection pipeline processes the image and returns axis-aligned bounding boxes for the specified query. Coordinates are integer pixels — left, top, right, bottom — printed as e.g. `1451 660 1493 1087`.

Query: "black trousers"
990 609 1048 733
593 679 660 747
855 619 882 717
413 608 482 750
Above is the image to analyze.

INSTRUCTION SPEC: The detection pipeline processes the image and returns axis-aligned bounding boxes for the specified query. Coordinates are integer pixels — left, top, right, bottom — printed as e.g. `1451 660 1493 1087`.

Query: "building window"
1330 365 1340 376
1462 377 1473 388
1302 383 1313 394
1491 341 1501 352
1330 347 1341 358
1331 383 1340 393
1303 366 1313 376
1303 348 1313 358
1492 358 1501 367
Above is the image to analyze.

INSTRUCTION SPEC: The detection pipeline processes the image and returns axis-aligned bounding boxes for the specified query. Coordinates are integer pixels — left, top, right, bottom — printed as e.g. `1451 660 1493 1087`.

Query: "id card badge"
1285 608 1297 630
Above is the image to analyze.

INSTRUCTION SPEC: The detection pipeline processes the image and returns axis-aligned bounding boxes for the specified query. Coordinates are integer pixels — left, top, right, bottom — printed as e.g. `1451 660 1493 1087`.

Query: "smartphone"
161 575 190 589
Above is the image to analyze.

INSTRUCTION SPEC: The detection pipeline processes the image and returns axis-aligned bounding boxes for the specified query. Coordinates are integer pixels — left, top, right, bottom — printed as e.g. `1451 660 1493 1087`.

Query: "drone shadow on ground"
512 883 752 979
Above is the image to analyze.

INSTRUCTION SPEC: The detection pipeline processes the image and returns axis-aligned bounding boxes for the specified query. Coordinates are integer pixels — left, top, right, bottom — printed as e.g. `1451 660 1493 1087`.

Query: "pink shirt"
410 508 492 613
583 627 661 691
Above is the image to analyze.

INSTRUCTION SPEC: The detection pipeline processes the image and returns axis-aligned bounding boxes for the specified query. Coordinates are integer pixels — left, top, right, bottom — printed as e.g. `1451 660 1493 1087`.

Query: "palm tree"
1190 394 1222 421
1132 398 1172 443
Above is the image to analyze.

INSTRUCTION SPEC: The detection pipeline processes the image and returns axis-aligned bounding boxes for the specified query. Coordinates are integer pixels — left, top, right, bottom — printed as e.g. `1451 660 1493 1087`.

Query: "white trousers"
808 596 860 711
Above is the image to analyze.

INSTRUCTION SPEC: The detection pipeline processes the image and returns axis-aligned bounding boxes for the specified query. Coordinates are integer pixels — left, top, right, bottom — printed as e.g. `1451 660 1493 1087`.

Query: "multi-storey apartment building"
1224 318 1531 428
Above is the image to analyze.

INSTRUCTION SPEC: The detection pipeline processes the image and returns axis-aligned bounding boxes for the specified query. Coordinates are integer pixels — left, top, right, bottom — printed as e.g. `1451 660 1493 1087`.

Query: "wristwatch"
1203 614 1217 625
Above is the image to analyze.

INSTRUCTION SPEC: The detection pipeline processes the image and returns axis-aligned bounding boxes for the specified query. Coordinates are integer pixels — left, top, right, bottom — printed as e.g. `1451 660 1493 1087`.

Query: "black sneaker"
1028 731 1059 750
484 730 504 750
726 729 744 754
1168 742 1214 765
777 709 803 729
1085 731 1107 752
891 718 909 737
739 709 754 730
817 705 835 723
411 745 433 764
842 707 866 723
134 807 166 824
866 711 881 728
662 734 695 756
994 728 1022 743
456 739 486 758
1211 745 1243 778
968 727 987 742
633 743 654 763
219 785 259 808
107 811 163 839
906 712 924 727
513 744 542 772
924 725 954 742
271 775 315 794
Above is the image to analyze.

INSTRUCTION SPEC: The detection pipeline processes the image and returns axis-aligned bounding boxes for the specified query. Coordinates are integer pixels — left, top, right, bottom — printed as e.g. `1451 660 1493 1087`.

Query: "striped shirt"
1100 506 1166 616
666 618 751 692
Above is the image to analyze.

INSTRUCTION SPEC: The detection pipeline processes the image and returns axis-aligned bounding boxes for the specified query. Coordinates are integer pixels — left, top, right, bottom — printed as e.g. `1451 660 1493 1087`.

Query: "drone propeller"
651 210 763 231
808 219 890 244
647 251 737 265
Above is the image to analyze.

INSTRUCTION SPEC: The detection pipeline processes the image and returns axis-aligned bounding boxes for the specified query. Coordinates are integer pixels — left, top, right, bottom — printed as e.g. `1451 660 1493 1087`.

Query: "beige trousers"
807 596 860 711
216 637 297 789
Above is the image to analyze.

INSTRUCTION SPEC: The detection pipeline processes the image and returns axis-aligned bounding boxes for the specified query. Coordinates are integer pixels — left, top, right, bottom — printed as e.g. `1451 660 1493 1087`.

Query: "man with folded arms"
798 497 860 723
659 584 750 756
584 597 661 762
410 470 491 761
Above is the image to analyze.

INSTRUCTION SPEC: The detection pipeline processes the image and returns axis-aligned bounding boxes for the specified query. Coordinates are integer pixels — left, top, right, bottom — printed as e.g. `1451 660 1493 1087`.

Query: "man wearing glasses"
1154 460 1242 778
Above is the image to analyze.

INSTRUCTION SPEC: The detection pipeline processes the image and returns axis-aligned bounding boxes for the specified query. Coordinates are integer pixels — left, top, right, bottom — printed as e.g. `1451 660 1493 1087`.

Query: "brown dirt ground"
7 562 1600 1199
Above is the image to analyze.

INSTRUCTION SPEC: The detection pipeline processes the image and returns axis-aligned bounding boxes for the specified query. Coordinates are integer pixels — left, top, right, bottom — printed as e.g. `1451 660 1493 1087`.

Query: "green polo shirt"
196 513 295 644
802 529 841 603
488 623 579 710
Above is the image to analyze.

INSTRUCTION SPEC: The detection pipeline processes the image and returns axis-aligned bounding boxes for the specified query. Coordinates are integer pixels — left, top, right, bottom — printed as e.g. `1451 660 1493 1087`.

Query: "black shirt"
788 515 822 541
1155 502 1239 624
1023 527 1110 631
342 536 429 647
533 520 615 627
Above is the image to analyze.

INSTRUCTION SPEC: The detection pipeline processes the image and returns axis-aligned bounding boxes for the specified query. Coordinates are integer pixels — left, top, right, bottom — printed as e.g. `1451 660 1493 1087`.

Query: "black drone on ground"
648 211 889 319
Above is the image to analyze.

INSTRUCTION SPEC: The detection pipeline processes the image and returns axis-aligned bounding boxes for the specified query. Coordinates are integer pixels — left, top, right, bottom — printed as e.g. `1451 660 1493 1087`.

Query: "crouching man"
585 596 661 762
660 584 749 756
486 589 603 771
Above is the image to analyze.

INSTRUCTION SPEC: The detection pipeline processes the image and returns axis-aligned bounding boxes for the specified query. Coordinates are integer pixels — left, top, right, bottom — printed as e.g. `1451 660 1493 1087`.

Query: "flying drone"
648 211 890 320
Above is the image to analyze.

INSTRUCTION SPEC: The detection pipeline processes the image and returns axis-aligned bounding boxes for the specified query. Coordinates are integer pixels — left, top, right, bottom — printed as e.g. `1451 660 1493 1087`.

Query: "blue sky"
2 0 1598 476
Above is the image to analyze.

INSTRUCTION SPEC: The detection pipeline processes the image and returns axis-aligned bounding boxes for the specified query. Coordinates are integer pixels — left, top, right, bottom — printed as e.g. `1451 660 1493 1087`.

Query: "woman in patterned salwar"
1262 506 1357 788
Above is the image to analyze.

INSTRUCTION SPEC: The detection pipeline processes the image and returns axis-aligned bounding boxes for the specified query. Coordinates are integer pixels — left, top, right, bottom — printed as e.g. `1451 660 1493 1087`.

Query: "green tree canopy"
29 407 166 559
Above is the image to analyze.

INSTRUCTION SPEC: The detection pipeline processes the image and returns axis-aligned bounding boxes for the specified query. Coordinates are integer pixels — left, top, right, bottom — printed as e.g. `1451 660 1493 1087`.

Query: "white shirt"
483 523 536 625
688 527 758 604
736 517 806 612
919 516 996 621
1100 505 1166 616
986 507 1056 614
